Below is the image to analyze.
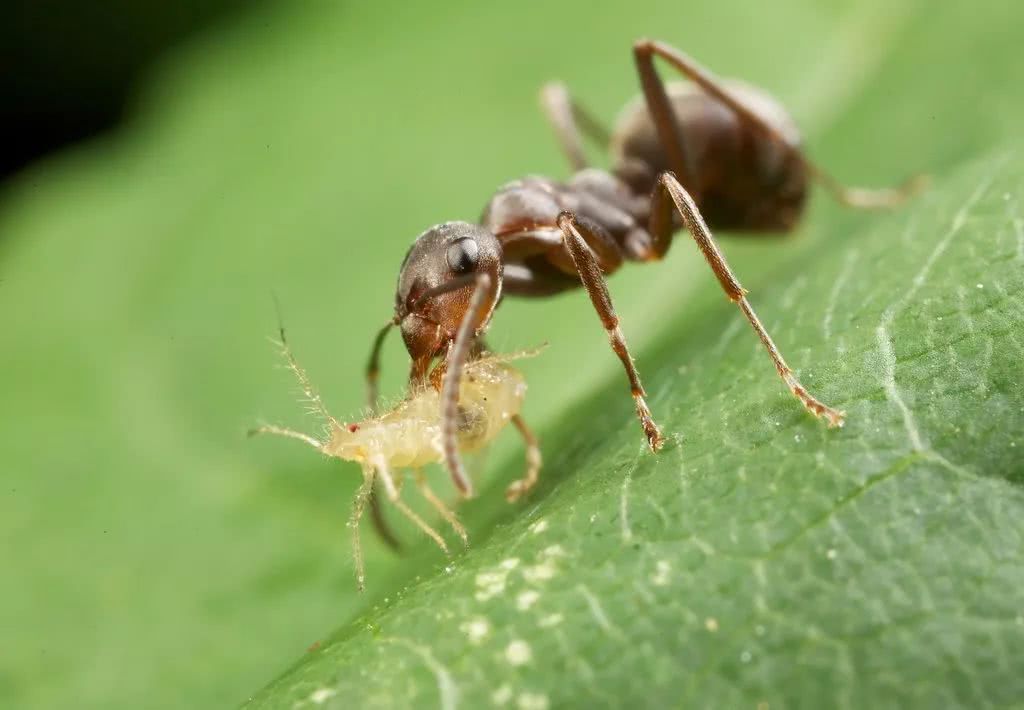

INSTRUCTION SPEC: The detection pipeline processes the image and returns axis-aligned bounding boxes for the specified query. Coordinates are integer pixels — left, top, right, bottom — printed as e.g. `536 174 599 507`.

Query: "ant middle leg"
555 212 665 452
632 39 925 209
652 171 845 427
539 82 612 172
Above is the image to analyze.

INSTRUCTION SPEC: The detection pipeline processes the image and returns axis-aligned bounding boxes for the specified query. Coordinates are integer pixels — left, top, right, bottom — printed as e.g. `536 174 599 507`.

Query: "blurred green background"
1 0 1021 708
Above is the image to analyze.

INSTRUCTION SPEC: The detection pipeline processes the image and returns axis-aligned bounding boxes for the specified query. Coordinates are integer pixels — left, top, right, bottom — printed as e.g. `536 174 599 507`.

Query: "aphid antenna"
269 292 343 433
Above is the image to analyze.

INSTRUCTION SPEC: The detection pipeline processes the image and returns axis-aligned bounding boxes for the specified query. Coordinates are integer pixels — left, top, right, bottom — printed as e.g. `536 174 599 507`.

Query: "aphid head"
395 221 502 380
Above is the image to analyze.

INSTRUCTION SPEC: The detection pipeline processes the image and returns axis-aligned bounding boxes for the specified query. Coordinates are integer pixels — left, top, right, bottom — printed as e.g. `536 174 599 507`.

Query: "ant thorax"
324 356 528 470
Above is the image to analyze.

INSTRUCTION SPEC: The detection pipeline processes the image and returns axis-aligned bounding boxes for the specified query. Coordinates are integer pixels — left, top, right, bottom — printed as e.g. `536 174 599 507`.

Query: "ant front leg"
363 318 403 552
555 212 665 452
539 82 612 172
651 171 845 427
633 39 926 209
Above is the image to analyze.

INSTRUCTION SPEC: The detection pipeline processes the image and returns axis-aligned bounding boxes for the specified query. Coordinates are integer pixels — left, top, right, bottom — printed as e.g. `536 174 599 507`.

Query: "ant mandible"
365 39 924 504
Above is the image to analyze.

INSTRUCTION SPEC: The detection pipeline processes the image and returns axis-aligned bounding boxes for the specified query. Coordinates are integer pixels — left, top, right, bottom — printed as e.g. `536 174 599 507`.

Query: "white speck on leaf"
650 559 671 586
538 613 563 628
517 692 550 710
516 590 541 611
705 617 719 632
505 639 532 666
528 519 548 534
827 548 837 560
459 617 491 644
492 684 513 705
522 560 557 583
476 563 516 602
310 687 336 704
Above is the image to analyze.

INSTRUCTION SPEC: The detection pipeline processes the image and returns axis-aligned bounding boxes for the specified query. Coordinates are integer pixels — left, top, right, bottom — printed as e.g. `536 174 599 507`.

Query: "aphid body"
325 357 527 470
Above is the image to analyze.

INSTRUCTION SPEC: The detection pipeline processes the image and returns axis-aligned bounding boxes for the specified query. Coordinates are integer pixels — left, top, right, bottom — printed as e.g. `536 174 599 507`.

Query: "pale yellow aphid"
328 354 528 469
251 332 541 590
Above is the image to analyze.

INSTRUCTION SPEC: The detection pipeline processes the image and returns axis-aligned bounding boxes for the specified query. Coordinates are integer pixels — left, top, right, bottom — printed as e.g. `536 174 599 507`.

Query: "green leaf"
2 1 1023 709
243 155 1024 709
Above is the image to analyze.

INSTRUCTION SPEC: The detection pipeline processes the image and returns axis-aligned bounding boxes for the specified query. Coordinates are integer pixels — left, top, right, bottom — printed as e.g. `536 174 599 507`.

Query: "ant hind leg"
806 163 928 210
539 82 612 172
633 39 926 210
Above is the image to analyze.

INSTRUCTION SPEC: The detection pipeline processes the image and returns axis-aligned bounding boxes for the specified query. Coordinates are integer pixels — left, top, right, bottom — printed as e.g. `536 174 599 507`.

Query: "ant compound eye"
446 237 480 274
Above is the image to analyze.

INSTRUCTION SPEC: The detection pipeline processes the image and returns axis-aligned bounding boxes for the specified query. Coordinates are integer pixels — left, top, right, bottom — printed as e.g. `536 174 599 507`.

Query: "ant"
364 39 924 525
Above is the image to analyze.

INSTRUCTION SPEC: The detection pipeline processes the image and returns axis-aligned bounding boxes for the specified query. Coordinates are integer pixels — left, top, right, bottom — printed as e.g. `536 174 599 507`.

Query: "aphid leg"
373 456 449 554
652 172 845 427
555 212 665 451
349 468 375 591
440 272 494 497
414 469 468 546
539 81 612 171
633 39 926 209
506 414 542 502
247 423 323 450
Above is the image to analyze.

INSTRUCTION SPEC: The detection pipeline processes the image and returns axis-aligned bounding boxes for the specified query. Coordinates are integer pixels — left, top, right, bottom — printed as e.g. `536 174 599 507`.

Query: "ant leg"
368 486 402 552
506 414 542 502
804 164 928 209
363 318 405 552
365 318 397 412
653 172 845 427
631 40 698 191
633 39 926 209
539 82 612 171
247 423 323 450
414 469 468 545
555 212 665 451
440 273 494 497
350 468 375 591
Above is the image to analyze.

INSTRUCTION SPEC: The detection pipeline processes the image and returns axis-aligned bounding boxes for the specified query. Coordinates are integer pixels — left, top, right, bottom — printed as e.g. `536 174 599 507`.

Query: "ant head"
395 221 502 378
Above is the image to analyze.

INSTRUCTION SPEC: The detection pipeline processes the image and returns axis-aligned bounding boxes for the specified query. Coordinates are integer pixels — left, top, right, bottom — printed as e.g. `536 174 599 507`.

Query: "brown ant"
364 40 924 533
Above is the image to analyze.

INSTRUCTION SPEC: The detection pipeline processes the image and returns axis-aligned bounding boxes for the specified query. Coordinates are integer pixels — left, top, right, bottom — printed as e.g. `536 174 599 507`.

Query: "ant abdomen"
611 80 808 231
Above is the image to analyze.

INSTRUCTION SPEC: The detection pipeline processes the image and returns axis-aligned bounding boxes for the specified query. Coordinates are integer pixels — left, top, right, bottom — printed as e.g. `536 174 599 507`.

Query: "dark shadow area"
0 0 255 183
